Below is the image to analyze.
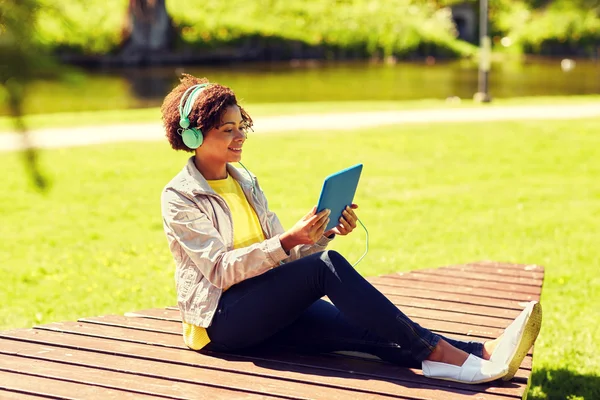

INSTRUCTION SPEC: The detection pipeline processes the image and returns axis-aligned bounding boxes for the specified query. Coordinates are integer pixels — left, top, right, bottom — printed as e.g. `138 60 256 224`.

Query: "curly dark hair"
161 74 253 152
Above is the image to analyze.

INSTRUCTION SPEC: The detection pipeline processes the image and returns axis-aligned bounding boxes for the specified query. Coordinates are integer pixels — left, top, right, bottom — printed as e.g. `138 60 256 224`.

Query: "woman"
160 74 542 384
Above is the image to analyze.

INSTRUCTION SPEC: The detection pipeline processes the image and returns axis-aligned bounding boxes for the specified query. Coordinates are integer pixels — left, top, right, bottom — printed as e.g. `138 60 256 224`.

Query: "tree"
120 0 175 64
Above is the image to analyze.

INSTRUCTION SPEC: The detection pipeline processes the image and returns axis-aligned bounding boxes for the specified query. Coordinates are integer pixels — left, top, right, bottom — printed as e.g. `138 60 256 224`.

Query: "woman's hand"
324 204 358 237
280 207 330 253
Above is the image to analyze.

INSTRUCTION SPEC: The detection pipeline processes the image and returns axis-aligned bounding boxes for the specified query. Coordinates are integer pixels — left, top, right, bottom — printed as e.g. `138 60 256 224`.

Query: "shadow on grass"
528 368 600 400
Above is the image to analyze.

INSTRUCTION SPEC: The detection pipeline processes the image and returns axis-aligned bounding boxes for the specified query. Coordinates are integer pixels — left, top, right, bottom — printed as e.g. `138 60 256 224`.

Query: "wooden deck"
0 261 544 399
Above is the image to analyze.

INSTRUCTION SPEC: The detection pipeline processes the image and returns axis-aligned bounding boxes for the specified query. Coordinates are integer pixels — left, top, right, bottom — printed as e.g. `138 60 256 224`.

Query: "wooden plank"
0 369 162 399
0 339 423 400
0 329 527 399
364 305 512 329
127 308 181 321
369 282 531 309
35 321 184 348
387 296 521 320
0 354 291 400
0 338 517 400
370 277 538 302
81 315 182 335
442 265 544 280
0 261 543 400
391 272 542 295
467 262 544 273
413 269 543 287
0 389 49 399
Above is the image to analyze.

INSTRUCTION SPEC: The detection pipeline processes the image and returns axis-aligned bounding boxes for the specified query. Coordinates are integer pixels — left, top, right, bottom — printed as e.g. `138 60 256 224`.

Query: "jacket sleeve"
254 180 334 262
162 188 289 290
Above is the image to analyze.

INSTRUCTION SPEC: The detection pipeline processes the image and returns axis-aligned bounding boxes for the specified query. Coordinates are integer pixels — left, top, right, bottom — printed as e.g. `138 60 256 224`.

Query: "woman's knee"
319 250 352 273
321 250 350 263
295 251 352 278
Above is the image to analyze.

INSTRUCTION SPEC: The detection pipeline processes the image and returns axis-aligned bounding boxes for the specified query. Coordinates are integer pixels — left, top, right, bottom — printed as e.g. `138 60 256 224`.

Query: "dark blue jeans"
205 250 484 366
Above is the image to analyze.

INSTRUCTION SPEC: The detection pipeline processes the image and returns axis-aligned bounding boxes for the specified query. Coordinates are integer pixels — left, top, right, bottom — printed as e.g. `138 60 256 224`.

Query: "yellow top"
183 174 266 350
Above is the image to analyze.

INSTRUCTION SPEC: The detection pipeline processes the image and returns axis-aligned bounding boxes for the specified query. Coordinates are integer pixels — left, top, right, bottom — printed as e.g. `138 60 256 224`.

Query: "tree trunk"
120 0 174 64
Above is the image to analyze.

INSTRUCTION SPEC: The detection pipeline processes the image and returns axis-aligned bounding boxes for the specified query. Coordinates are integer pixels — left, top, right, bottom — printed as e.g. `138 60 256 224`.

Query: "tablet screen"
316 164 363 232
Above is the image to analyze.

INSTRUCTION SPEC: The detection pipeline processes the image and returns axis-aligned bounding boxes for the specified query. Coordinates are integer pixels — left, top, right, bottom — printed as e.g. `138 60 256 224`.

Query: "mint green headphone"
178 83 210 149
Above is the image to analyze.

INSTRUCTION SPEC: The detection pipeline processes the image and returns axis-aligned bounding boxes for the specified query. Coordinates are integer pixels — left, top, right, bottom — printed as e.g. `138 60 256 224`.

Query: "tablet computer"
316 163 363 232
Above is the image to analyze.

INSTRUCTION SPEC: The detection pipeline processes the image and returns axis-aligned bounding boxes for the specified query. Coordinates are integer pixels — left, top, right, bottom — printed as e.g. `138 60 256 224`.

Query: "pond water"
7 58 600 116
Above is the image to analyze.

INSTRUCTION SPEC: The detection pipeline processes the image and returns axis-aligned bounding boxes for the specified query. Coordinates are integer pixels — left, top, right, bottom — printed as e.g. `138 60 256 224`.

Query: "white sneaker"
491 301 542 380
422 354 508 384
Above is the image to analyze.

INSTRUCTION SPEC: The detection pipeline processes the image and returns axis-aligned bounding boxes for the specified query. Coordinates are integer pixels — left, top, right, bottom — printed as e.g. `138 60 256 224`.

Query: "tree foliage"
442 0 599 55
30 0 599 58
32 0 474 58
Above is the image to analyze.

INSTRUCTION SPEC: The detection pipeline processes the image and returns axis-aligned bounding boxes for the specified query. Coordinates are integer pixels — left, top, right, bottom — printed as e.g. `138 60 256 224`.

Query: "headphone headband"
178 83 210 128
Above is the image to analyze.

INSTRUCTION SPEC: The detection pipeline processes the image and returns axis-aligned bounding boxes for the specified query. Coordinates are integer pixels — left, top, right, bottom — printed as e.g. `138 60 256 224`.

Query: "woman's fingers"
337 214 351 232
304 209 329 241
343 207 358 228
325 206 358 236
315 212 330 230
315 220 328 239
311 209 330 225
300 205 361 241
302 206 317 221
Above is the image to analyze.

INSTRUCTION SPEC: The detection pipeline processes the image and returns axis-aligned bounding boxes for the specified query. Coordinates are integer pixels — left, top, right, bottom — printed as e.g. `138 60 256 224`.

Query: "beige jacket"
161 157 333 327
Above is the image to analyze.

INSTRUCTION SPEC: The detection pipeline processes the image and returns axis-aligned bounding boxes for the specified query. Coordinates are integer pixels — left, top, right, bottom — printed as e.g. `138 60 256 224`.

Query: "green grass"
1 95 599 133
2 116 599 399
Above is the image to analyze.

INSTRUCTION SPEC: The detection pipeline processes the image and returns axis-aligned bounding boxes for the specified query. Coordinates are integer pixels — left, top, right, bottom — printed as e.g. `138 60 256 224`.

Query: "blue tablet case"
316 164 363 232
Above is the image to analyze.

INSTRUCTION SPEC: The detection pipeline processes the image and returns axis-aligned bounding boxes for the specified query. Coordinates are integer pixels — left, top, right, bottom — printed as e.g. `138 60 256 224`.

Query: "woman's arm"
162 188 288 290
256 182 334 262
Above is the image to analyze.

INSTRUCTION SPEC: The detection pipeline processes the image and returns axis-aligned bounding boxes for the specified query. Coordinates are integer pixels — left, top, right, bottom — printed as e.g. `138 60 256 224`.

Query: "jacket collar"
178 156 254 197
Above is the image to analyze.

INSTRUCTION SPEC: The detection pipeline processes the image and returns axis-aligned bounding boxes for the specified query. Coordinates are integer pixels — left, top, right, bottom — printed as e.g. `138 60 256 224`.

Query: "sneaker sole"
427 372 508 385
503 301 542 381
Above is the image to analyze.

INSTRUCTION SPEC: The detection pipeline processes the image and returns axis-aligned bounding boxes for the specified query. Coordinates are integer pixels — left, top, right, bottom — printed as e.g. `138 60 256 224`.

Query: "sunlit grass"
2 116 599 399
1 95 599 133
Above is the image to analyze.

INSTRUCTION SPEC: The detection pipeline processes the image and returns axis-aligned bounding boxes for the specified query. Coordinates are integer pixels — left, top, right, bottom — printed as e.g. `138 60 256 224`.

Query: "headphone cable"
352 217 369 267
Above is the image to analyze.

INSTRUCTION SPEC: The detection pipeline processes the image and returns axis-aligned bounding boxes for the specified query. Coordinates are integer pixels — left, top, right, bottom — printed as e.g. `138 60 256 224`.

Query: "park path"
1 102 599 152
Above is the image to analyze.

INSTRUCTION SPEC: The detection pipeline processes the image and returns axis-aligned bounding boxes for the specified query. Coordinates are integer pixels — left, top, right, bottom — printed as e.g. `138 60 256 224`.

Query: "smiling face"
195 105 247 177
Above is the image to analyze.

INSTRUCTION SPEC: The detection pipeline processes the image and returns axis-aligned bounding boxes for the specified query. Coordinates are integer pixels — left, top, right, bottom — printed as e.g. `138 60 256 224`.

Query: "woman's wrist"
279 231 296 254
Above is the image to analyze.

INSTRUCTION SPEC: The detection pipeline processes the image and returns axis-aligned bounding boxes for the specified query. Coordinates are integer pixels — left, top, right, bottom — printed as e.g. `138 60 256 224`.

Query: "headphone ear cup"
181 128 204 149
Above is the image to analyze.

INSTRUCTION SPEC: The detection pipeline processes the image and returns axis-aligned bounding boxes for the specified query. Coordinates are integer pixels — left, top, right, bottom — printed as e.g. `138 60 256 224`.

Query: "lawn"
1 116 599 399
1 94 599 133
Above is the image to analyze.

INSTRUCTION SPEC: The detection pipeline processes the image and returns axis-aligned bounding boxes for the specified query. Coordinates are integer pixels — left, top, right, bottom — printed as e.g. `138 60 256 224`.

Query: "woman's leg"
265 299 485 367
207 250 480 363
267 299 419 368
